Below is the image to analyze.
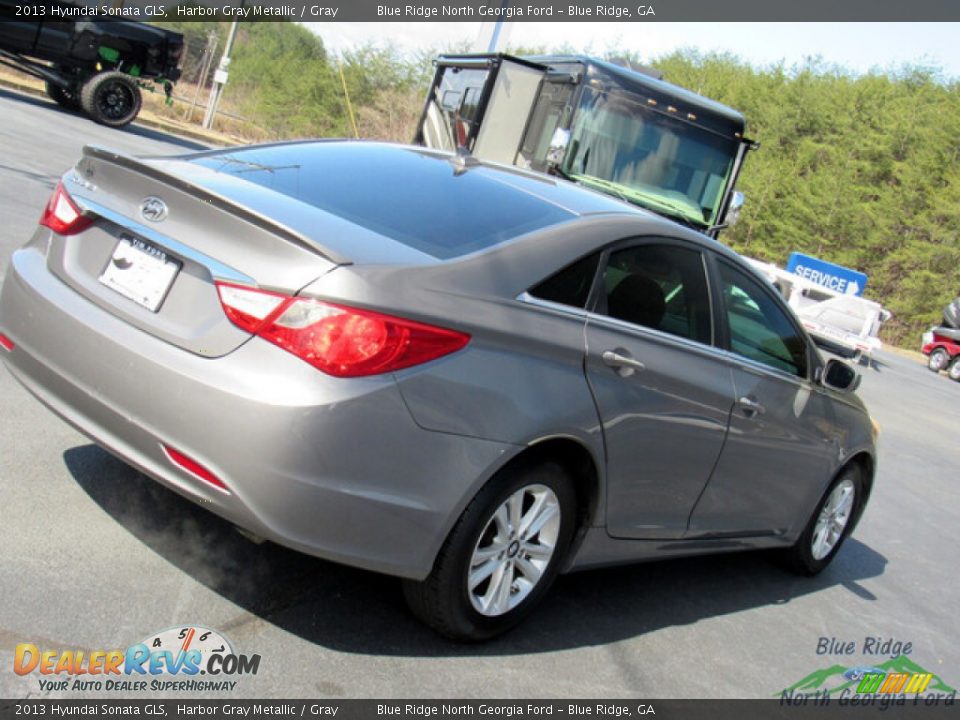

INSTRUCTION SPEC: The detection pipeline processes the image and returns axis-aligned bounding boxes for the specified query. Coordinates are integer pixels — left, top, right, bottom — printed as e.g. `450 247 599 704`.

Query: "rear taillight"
40 182 92 236
0 332 13 352
215 282 470 377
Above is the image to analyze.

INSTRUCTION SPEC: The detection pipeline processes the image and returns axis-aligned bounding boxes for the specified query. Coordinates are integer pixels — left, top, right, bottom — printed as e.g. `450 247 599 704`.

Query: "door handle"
602 350 646 377
738 396 765 416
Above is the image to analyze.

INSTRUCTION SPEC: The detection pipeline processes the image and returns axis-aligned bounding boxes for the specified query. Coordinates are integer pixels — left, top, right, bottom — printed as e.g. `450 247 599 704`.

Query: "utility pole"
486 0 511 52
186 31 218 122
202 20 239 130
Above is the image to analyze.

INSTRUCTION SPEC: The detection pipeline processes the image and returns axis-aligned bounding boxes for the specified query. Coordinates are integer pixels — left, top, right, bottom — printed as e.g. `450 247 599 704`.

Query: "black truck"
0 1 182 127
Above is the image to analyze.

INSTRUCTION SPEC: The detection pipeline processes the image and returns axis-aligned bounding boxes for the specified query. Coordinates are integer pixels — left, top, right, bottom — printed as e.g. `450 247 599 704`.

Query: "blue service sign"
786 252 868 296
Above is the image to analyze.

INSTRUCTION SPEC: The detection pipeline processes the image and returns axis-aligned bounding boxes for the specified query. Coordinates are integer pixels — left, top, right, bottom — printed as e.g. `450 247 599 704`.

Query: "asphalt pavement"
0 88 958 700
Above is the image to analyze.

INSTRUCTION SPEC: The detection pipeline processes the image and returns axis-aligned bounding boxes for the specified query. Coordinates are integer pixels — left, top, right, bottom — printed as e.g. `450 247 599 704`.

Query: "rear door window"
598 243 713 345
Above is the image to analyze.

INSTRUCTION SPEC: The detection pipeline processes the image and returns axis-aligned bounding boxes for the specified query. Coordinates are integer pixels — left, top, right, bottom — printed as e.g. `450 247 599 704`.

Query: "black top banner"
3 0 960 22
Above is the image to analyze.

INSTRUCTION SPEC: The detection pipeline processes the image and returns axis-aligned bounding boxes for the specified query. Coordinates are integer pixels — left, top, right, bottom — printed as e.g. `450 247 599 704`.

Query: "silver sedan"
0 141 876 640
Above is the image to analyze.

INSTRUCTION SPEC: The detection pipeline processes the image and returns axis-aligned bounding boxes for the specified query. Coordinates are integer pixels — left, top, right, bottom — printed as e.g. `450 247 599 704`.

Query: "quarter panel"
391 299 603 454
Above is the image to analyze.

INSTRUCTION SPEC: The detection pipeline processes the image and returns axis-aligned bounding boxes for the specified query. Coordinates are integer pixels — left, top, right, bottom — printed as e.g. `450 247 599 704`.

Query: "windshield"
562 86 739 227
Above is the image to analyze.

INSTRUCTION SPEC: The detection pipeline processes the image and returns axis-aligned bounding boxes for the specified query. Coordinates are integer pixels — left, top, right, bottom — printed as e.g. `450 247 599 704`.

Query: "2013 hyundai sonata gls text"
0 141 876 640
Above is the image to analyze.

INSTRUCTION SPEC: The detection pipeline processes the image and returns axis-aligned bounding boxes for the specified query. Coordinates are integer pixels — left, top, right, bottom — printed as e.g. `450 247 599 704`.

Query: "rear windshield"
190 143 575 260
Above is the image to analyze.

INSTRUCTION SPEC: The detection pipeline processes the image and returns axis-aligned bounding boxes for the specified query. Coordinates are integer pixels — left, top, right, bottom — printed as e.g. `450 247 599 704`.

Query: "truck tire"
80 71 142 128
45 81 81 110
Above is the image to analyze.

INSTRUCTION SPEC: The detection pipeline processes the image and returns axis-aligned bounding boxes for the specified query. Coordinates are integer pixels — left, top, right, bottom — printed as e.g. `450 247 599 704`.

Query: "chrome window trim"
516 291 590 320
716 349 814 390
583 308 725 362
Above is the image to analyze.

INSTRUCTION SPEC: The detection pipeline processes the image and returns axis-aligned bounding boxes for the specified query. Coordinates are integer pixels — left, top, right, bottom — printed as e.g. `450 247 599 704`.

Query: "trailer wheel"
927 348 950 373
80 72 142 128
45 81 81 110
948 357 960 382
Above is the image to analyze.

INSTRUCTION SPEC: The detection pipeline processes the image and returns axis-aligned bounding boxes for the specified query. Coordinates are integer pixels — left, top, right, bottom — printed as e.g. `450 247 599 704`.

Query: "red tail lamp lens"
215 282 470 377
40 182 93 236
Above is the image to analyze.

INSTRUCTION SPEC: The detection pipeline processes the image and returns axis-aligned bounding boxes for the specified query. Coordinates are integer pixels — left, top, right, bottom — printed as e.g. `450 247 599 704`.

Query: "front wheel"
80 71 142 128
928 348 949 372
784 465 862 576
403 462 577 641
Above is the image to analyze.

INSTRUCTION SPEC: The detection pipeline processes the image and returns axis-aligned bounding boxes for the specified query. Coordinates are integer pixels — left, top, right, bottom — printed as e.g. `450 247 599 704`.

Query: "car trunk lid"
45 145 361 357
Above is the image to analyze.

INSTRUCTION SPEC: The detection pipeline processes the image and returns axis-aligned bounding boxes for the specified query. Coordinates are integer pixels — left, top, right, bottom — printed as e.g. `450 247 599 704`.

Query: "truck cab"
415 54 755 238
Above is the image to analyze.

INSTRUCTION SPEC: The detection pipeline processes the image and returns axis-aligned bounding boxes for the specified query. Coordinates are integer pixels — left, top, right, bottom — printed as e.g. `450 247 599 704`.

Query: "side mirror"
725 191 746 226
821 358 860 393
546 128 571 166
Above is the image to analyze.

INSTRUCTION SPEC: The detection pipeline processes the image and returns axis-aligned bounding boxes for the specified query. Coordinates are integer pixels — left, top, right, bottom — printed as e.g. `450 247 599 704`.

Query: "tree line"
157 21 960 347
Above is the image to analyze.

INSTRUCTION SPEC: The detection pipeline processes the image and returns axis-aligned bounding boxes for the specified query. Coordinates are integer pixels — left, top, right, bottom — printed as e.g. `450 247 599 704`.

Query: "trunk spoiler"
80 145 352 266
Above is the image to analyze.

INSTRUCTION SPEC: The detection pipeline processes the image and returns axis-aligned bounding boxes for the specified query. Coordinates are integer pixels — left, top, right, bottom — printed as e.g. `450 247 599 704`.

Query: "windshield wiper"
569 174 632 204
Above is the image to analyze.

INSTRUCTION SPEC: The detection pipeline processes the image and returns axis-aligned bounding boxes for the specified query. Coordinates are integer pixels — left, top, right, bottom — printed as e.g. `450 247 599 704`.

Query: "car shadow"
0 86 208 152
64 444 888 656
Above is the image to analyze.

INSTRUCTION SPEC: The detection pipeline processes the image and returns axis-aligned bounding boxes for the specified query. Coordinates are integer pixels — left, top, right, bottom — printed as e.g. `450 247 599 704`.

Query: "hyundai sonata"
0 141 876 640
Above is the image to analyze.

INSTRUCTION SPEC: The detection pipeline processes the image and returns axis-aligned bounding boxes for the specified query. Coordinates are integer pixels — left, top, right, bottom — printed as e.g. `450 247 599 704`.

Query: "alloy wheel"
467 483 561 617
811 478 856 560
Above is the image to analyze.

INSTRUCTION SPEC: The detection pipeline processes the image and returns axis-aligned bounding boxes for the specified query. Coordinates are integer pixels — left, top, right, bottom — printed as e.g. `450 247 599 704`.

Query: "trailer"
747 258 891 364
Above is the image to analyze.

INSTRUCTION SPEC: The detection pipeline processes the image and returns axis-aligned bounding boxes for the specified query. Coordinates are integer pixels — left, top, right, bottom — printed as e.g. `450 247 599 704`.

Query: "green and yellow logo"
854 670 933 694
781 655 956 700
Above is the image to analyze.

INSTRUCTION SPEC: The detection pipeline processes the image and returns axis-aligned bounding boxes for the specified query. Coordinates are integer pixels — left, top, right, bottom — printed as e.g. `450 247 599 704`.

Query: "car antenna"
450 146 481 175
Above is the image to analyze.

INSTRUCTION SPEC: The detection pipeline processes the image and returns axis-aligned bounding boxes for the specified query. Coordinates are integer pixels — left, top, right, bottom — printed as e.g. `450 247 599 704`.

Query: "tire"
403 461 577 641
927 348 949 372
784 465 862 576
80 71 142 128
948 357 960 382
45 81 80 110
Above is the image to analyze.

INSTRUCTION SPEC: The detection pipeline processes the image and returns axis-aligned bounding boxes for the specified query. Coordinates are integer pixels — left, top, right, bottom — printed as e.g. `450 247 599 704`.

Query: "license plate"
99 237 181 312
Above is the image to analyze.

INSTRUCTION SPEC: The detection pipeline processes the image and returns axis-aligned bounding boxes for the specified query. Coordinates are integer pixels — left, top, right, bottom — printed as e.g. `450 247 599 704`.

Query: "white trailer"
746 258 890 363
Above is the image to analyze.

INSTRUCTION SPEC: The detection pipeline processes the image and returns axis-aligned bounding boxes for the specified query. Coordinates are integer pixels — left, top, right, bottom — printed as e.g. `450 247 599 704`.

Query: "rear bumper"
0 246 513 580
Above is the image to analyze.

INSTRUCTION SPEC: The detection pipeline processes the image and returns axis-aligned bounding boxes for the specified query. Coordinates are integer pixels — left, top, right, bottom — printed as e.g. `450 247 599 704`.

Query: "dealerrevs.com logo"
13 626 261 693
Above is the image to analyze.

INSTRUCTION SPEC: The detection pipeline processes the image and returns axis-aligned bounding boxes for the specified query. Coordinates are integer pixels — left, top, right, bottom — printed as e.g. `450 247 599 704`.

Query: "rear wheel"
403 461 577 641
45 81 80 110
948 357 960 382
784 465 862 576
80 71 142 128
927 348 949 372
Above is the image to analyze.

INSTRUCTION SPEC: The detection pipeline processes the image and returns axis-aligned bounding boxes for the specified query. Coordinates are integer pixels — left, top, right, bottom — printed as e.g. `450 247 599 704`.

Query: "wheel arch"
469 435 603 569
844 450 876 530
522 436 603 533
